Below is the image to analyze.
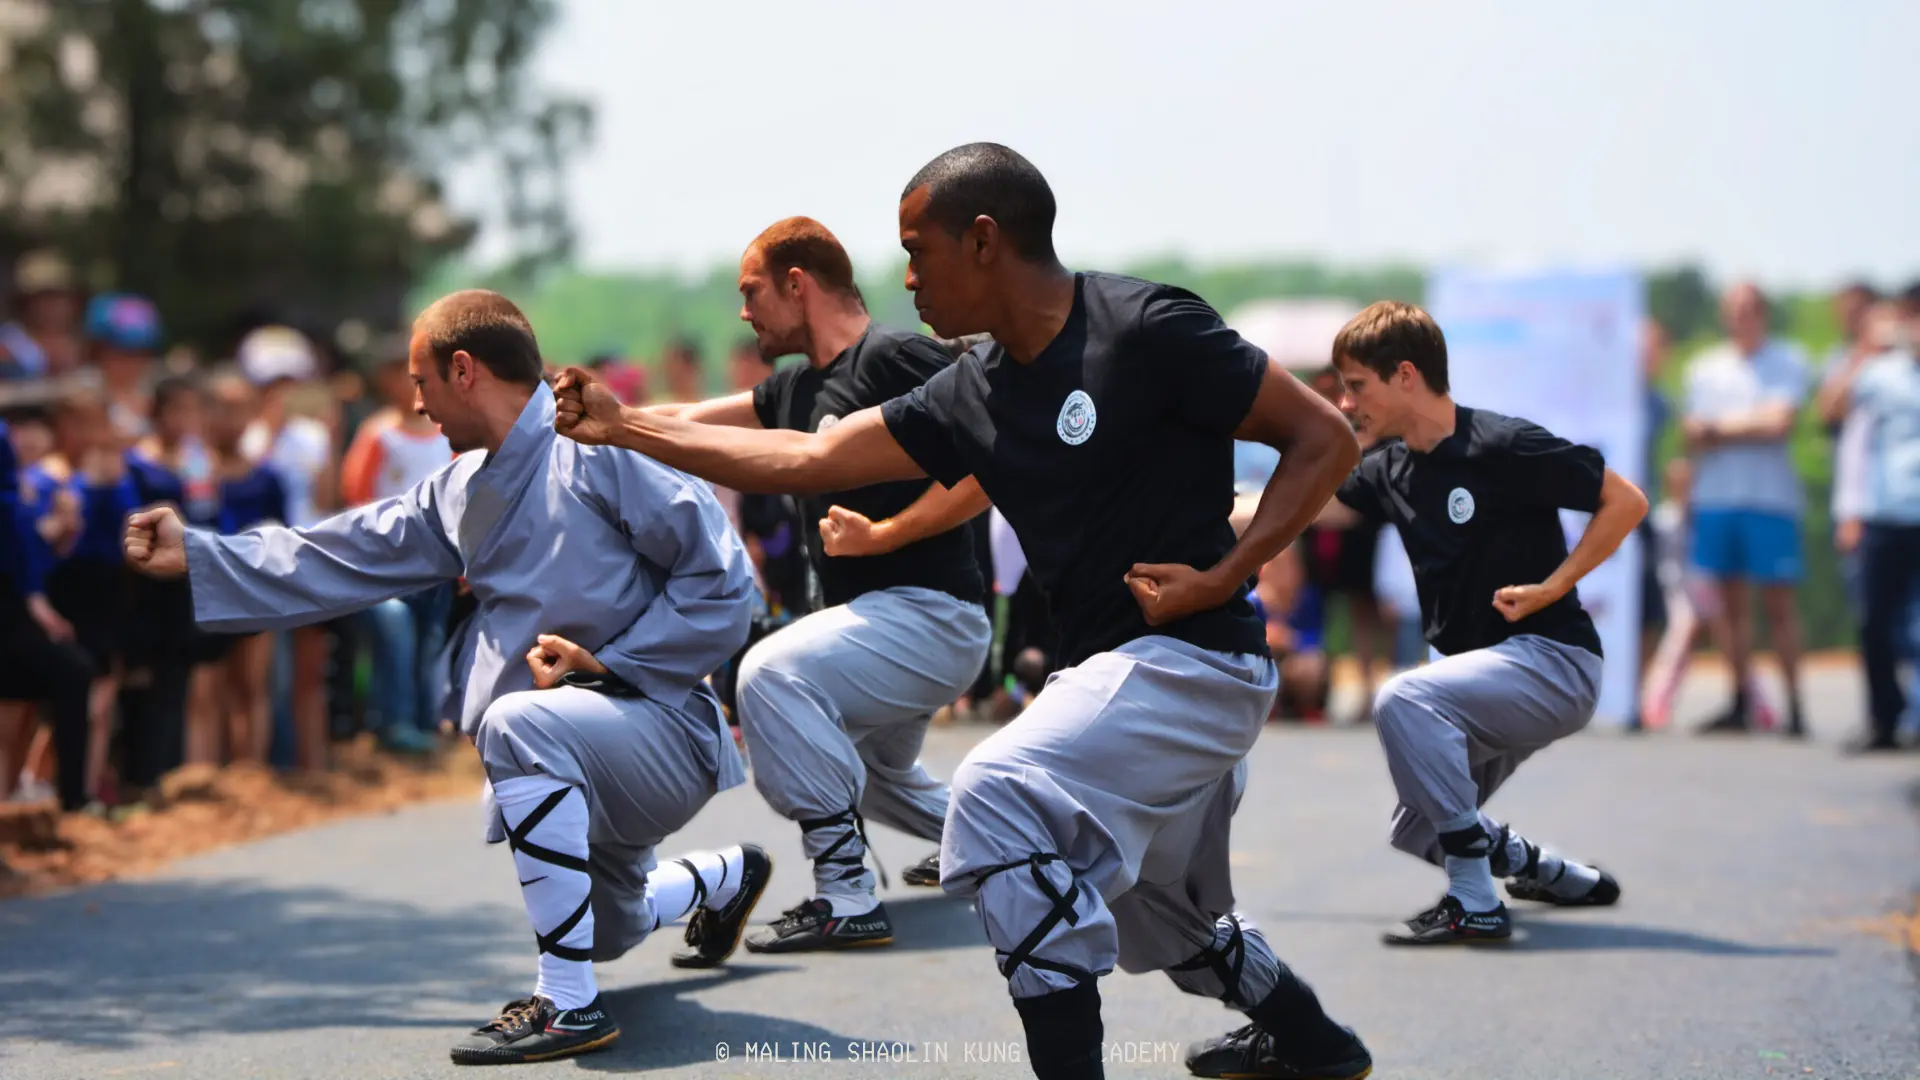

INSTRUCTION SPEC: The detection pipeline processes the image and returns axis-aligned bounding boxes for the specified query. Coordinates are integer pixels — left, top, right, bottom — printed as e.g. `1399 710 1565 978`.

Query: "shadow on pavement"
0 877 534 1050
1261 909 1832 957
1511 918 1834 956
877 893 983 954
578 967 870 1072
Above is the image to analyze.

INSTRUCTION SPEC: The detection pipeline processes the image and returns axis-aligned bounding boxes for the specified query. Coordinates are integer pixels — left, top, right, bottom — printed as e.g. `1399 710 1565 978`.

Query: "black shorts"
190 630 242 667
47 559 130 668
122 576 197 669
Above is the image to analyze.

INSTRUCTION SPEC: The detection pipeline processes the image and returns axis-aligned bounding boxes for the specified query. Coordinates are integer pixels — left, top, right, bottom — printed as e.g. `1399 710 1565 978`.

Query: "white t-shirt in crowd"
1682 339 1808 517
1372 524 1419 619
243 416 332 528
988 508 1026 597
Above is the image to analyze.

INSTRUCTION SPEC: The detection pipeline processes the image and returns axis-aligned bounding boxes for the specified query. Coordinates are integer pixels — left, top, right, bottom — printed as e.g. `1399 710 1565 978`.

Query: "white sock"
646 847 746 928
493 774 598 1010
1531 850 1603 899
1496 820 1603 899
820 891 879 917
1443 855 1501 912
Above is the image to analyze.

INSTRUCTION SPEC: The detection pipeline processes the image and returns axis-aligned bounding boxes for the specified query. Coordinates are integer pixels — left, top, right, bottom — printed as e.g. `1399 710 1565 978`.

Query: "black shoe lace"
682 907 715 948
482 997 542 1033
1222 1023 1272 1064
773 900 823 930
1408 899 1456 932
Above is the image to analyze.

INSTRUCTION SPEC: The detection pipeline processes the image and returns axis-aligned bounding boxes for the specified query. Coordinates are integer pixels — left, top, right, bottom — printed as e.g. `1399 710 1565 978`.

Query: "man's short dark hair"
902 143 1058 263
413 289 545 386
1332 301 1450 394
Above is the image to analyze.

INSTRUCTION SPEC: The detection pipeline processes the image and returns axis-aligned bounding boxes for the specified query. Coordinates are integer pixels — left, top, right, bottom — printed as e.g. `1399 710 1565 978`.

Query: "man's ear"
970 214 999 261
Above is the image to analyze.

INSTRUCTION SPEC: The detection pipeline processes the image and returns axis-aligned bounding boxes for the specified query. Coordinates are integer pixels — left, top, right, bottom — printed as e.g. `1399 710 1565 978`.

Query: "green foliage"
1645 265 1716 341
0 0 588 350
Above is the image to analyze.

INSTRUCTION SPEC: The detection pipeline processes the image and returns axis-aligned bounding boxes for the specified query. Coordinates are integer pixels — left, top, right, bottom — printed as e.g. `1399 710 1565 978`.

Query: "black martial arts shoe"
901 852 941 887
671 843 774 969
1506 867 1621 907
1184 1022 1374 1079
449 994 619 1065
1381 895 1511 946
744 897 893 953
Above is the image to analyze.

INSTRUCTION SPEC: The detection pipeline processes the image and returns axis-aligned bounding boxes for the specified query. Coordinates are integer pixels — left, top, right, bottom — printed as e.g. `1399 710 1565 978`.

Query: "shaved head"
413 289 545 386
901 142 1058 264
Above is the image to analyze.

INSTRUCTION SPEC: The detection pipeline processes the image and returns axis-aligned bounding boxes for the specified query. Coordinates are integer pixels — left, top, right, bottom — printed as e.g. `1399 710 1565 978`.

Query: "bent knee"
1371 667 1432 724
476 689 558 746
950 751 1027 808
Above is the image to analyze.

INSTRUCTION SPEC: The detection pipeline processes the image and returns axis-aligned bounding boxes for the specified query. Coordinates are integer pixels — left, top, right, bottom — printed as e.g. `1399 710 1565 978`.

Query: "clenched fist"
124 505 188 580
526 633 609 690
1124 562 1233 627
818 505 884 557
552 367 626 446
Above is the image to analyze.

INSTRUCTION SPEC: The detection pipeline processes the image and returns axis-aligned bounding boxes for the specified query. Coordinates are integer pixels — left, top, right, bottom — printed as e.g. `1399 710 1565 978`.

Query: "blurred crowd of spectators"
3 254 1915 817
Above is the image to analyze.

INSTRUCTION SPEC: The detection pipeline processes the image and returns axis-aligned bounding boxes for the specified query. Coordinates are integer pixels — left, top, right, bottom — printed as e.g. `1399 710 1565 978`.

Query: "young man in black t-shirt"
552 144 1372 1080
1321 301 1647 947
637 216 990 957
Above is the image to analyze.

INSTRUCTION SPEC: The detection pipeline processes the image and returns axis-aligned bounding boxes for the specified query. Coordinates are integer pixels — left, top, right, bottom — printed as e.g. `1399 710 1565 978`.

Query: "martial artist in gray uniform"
1318 300 1642 946
550 144 1375 1080
648 216 989 952
124 290 774 1067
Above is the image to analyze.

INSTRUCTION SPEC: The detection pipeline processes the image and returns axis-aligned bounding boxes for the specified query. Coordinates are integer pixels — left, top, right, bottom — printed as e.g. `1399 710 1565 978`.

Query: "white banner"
1427 267 1647 725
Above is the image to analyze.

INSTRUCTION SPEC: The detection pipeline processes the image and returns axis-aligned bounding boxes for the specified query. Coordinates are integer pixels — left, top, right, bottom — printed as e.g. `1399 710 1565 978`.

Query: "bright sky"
482 0 1920 290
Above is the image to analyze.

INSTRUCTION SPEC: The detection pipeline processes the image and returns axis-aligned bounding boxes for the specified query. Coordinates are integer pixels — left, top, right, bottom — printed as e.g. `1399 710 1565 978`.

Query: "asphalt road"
2 665 1916 1080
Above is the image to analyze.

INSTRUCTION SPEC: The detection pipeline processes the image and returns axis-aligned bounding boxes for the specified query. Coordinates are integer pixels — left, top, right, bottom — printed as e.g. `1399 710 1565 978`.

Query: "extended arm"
644 391 763 428
614 400 921 494
181 482 464 633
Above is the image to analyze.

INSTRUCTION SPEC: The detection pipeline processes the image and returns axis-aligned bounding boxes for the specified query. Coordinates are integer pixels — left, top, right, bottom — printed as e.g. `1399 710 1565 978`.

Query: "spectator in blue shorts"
1682 282 1809 736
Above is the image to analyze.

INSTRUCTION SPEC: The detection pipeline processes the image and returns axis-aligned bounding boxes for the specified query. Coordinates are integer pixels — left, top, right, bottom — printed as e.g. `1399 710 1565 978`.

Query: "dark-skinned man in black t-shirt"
638 216 990 959
551 144 1371 1080
1318 301 1647 948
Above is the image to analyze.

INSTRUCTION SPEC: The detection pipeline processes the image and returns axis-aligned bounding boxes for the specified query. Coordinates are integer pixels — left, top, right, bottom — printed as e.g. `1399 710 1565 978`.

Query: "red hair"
749 217 862 302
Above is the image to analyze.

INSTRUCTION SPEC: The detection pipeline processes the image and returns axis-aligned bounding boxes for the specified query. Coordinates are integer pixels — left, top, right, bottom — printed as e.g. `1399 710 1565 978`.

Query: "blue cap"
84 293 163 352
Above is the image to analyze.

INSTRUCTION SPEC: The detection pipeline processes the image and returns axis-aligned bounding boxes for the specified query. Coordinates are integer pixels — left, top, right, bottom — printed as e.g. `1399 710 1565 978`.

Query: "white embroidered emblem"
1447 487 1475 524
1056 390 1096 446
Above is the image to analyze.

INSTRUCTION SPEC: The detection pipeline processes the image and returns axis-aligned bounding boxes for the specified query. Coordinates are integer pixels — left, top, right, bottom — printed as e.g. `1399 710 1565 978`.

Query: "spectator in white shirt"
1682 283 1810 737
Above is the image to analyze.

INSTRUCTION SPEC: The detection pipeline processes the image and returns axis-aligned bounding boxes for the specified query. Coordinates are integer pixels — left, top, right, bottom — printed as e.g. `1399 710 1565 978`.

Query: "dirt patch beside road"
0 737 484 899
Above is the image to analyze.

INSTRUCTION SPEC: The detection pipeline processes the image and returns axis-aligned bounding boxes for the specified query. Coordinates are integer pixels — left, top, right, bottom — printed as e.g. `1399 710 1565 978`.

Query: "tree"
0 0 589 352
1644 265 1716 343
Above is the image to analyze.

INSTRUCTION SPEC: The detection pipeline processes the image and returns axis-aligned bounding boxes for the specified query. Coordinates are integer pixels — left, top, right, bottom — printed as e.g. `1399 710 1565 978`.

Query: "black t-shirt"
1335 406 1605 658
753 324 984 609
881 272 1269 668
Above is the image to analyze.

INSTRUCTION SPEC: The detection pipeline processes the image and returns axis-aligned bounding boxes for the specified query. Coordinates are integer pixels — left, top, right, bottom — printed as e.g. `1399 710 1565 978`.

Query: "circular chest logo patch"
816 414 840 434
1447 487 1475 524
1056 390 1097 446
